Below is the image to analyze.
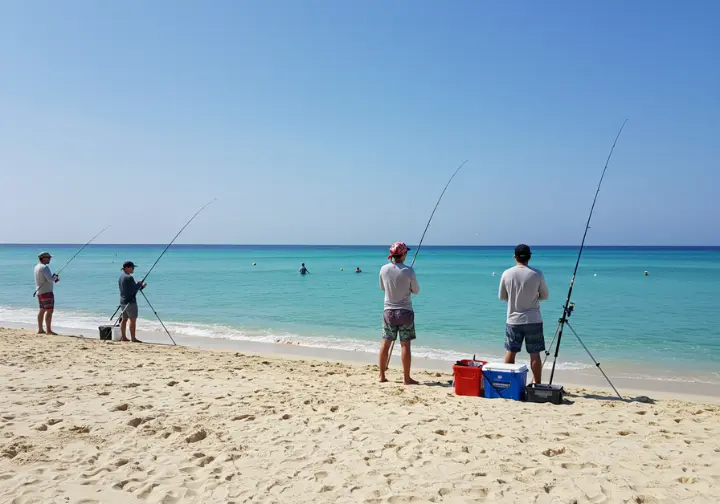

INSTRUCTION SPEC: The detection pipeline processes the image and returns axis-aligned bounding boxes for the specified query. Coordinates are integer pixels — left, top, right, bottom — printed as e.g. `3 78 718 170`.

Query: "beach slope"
1 327 718 503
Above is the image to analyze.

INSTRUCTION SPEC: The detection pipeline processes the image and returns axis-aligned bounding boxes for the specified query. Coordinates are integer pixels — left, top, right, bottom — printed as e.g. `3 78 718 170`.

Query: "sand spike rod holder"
544 121 628 400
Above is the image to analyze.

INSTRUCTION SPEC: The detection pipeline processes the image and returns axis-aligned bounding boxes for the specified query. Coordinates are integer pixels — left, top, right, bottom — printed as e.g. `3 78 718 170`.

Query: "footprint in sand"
185 430 207 443
542 447 566 457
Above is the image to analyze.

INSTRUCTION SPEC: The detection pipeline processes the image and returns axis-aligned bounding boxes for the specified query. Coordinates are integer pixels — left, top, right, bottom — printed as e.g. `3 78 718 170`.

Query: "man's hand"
140 281 147 290
52 274 60 283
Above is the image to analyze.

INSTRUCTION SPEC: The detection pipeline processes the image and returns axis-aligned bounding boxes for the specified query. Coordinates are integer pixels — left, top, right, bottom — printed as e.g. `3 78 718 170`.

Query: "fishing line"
385 160 468 372
33 225 112 297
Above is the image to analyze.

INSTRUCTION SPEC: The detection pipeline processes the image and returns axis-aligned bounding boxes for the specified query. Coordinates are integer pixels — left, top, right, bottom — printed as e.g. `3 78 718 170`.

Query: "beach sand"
1 327 719 503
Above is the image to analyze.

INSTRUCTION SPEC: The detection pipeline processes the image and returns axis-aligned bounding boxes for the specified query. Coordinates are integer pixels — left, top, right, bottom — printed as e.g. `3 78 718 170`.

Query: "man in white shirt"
499 244 549 384
34 251 59 335
379 242 420 385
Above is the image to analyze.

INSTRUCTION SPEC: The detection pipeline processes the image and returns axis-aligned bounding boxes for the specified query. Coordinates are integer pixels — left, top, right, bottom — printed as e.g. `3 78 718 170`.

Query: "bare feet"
379 376 388 383
404 378 420 385
121 337 130 342
37 330 46 334
47 331 58 336
131 339 143 343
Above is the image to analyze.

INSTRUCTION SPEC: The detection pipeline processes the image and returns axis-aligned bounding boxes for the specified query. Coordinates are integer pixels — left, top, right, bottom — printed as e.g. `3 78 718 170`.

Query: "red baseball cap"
388 242 411 259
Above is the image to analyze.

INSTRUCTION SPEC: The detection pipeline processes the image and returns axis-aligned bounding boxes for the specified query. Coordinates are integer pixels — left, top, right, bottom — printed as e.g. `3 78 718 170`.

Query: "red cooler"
453 359 487 397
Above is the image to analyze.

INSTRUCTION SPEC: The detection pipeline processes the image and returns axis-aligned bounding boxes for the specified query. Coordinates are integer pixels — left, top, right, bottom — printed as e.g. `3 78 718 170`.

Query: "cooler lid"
483 362 528 373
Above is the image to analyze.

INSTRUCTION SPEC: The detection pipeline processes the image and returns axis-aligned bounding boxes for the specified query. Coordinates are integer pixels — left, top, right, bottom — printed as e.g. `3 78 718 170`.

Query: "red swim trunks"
37 292 55 310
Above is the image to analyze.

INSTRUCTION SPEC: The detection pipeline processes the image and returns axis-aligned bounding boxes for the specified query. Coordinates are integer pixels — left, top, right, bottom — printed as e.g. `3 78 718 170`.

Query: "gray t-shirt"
379 262 420 311
34 263 55 295
499 265 549 325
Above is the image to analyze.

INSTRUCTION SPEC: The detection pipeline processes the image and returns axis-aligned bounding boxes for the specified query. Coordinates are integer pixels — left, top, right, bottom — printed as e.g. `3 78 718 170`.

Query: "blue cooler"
483 363 528 401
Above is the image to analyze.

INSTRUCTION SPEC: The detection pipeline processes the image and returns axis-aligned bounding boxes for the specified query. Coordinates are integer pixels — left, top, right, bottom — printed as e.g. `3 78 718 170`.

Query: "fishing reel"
559 302 575 322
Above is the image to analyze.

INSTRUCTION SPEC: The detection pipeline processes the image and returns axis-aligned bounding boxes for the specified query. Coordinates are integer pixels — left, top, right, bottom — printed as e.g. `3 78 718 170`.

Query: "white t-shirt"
34 264 55 295
499 265 549 325
379 262 420 311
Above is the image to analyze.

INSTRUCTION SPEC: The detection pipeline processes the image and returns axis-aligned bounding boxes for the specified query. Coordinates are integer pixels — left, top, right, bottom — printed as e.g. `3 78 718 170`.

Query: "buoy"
644 271 649 276
252 262 257 266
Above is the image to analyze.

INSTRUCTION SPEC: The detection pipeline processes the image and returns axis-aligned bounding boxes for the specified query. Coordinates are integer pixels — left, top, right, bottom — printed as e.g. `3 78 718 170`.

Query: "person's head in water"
122 261 136 274
38 251 52 265
301 263 305 267
388 242 411 264
514 244 532 265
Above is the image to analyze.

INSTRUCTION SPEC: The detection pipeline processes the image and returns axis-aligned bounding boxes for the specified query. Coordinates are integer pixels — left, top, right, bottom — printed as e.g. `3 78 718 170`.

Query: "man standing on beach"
499 244 549 384
119 261 146 343
379 242 420 385
34 251 59 334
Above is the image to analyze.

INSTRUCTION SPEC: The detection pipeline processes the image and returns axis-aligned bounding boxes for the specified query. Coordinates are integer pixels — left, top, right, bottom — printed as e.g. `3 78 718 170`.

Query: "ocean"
1 245 719 384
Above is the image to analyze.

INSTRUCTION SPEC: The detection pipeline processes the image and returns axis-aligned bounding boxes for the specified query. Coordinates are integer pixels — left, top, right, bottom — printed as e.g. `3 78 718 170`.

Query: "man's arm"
379 272 385 291
410 273 420 295
538 274 549 301
122 275 141 297
42 266 54 283
499 274 509 301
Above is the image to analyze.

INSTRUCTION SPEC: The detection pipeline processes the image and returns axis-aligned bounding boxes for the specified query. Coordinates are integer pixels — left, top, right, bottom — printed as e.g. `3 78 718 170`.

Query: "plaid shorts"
382 309 416 342
37 292 55 310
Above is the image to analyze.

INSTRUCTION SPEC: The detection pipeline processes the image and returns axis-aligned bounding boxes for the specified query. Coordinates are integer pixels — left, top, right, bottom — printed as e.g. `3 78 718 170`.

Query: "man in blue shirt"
118 261 146 342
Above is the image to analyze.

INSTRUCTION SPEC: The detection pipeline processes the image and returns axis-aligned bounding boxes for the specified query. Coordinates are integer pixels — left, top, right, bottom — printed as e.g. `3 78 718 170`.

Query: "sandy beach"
1 327 719 504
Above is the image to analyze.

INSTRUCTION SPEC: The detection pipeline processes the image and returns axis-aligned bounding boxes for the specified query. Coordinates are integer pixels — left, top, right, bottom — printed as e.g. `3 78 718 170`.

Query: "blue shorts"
505 323 545 354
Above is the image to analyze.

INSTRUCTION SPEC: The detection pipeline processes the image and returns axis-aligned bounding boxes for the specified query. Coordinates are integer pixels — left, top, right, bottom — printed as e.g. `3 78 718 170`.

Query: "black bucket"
98 325 113 341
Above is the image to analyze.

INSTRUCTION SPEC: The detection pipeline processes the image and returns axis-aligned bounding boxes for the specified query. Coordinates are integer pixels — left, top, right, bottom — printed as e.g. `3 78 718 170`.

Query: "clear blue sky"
1 1 718 245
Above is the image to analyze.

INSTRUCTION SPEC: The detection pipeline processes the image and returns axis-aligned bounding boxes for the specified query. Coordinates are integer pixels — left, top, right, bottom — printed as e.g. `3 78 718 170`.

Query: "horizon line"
1 243 719 248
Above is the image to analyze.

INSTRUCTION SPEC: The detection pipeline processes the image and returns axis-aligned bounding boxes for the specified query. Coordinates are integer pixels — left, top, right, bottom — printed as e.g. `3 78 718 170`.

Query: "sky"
1 1 718 246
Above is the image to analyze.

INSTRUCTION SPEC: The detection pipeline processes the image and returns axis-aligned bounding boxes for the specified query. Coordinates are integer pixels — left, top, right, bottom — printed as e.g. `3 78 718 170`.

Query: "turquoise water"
1 245 719 380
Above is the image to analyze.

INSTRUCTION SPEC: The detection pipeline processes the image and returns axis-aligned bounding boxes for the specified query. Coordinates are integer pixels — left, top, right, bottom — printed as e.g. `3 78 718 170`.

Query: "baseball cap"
514 244 532 260
38 251 52 259
388 242 411 259
122 261 137 269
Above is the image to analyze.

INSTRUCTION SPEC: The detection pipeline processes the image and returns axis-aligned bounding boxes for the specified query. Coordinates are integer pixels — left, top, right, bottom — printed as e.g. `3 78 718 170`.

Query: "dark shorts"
121 302 139 320
38 292 54 310
382 309 416 342
505 323 545 354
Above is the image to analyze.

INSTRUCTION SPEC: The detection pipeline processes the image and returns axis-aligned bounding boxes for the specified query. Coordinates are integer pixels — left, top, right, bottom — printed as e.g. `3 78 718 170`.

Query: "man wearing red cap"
379 242 421 384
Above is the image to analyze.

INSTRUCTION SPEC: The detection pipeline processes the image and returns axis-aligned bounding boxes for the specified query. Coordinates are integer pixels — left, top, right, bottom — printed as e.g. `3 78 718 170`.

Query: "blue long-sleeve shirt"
119 273 144 304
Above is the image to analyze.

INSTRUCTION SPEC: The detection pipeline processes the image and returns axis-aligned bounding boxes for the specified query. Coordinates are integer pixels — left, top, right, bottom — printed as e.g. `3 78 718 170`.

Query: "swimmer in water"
355 266 362 273
299 263 309 275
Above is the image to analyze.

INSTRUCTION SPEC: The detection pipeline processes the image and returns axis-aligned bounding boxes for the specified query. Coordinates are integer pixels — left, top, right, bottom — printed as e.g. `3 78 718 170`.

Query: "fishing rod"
545 120 628 399
385 160 468 372
110 199 215 322
33 225 111 297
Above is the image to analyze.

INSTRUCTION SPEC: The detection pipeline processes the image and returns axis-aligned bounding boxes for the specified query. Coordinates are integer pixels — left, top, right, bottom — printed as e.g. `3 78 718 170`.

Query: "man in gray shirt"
499 244 549 384
34 251 59 334
379 242 420 385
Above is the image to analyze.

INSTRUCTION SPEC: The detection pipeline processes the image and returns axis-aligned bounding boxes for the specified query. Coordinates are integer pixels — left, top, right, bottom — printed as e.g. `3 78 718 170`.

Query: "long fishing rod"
110 199 215 322
33 225 112 297
546 120 627 398
385 160 468 372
